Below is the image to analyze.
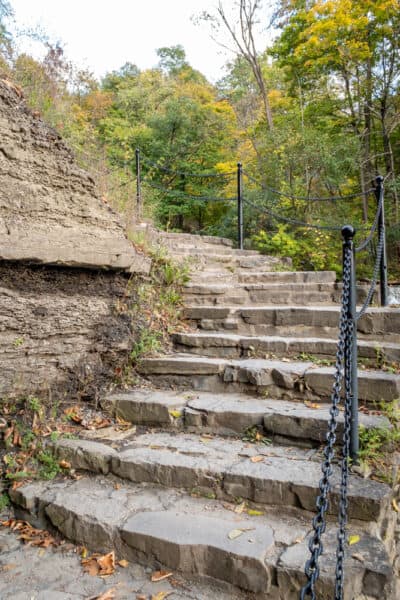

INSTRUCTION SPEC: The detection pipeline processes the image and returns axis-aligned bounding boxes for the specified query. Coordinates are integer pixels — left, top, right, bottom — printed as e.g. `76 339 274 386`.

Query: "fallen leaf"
351 553 365 563
247 509 264 516
136 596 147 600
304 401 321 410
97 551 116 576
93 589 116 600
82 551 115 577
168 410 182 419
118 559 129 568
250 455 264 463
116 416 132 430
59 460 71 469
228 528 244 540
228 527 254 540
392 498 400 513
348 535 360 546
1 563 17 571
151 593 172 600
151 569 173 582
234 501 246 514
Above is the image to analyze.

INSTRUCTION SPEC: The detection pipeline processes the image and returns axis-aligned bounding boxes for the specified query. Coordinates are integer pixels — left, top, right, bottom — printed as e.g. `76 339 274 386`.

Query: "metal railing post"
135 148 142 220
342 225 359 462
237 162 243 249
375 175 388 306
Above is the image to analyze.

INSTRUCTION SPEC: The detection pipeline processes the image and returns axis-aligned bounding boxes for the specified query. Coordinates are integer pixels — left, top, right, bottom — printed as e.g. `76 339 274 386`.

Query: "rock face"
0 78 149 272
0 78 150 398
0 263 137 398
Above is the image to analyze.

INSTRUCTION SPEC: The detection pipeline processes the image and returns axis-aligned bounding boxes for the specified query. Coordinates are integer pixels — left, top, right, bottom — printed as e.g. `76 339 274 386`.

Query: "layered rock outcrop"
0 78 149 398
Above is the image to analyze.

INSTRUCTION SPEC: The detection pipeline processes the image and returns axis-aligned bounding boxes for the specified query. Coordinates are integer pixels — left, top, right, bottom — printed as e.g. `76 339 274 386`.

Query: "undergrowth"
358 400 400 485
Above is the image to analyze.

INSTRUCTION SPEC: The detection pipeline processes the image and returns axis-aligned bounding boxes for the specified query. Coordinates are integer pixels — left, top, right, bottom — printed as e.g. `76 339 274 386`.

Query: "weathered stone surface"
121 511 273 593
140 355 400 403
52 439 117 474
103 389 187 425
305 366 400 402
54 432 392 523
173 332 400 361
0 263 137 398
12 475 396 598
278 529 394 599
238 270 336 284
0 79 150 273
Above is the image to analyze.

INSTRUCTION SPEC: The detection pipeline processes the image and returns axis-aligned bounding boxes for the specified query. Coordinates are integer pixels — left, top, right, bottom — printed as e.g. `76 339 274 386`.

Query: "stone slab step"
160 232 234 247
138 355 400 403
237 270 337 284
183 305 400 341
171 246 260 256
183 282 341 306
11 476 395 598
172 332 400 362
49 435 392 524
102 389 390 443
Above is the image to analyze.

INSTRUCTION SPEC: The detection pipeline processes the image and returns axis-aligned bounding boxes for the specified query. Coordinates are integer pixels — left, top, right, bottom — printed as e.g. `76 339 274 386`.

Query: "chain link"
300 245 353 600
356 225 385 320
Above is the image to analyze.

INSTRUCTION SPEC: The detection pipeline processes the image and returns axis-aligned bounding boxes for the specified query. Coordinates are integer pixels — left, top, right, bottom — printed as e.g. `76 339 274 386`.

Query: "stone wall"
0 79 149 400
0 263 137 400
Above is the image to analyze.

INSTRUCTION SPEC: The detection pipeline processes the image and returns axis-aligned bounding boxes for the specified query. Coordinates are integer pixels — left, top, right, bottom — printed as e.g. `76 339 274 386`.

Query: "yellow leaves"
247 509 264 517
168 409 182 419
304 400 321 410
392 498 400 513
348 534 360 546
151 592 172 600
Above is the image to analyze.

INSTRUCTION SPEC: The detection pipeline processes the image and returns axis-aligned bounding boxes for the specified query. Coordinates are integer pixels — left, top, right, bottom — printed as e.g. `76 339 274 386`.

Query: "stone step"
47 435 393 524
189 269 337 286
183 284 338 306
237 270 337 284
172 332 400 362
173 252 292 270
11 476 396 598
138 355 400 403
183 282 377 307
160 232 234 247
183 305 400 341
102 389 390 444
171 246 260 257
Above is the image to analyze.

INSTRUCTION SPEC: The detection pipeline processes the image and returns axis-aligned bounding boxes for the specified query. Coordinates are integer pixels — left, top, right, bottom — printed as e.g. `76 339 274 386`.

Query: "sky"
9 0 264 83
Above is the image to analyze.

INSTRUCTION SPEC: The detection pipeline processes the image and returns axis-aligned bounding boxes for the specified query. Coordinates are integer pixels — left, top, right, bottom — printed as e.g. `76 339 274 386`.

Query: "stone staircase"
12 233 400 599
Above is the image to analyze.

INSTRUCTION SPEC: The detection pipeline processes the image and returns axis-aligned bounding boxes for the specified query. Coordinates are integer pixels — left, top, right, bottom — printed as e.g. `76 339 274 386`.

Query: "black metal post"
237 162 243 250
342 225 359 462
135 148 142 220
375 175 388 306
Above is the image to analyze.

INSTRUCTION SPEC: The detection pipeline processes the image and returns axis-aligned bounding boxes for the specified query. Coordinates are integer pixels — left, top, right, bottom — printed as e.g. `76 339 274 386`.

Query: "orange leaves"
82 551 116 577
1 519 58 548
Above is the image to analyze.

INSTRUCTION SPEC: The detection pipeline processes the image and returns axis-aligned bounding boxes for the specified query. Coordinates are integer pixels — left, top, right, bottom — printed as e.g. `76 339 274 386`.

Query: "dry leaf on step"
151 592 172 600
348 535 360 546
118 559 129 568
304 400 321 409
228 527 254 540
151 570 173 582
250 455 264 463
93 589 117 600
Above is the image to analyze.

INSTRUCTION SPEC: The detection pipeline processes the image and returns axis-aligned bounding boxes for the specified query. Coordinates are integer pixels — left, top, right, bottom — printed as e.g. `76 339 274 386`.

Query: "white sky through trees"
9 0 235 81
